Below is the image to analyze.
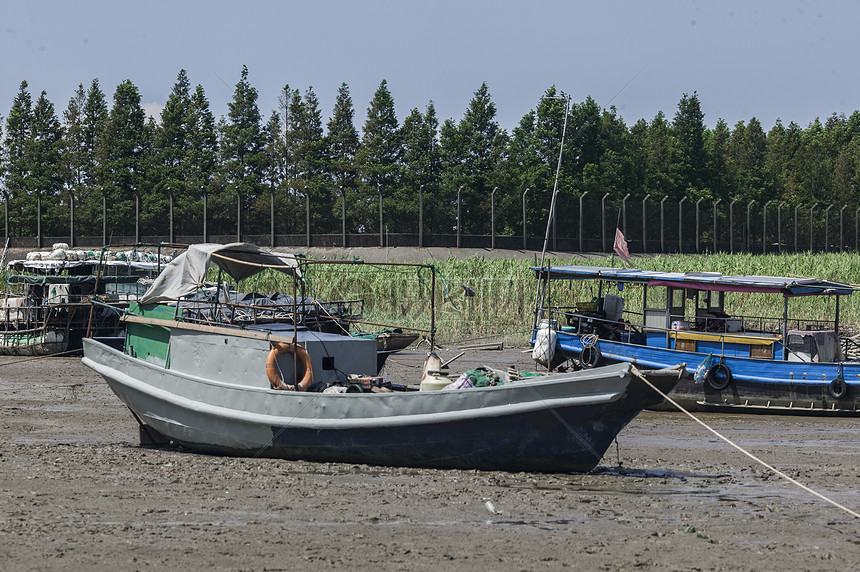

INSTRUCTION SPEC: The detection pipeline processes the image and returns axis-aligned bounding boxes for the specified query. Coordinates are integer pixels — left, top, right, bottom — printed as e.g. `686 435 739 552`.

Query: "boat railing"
176 297 364 332
0 303 57 332
683 314 834 336
541 303 836 338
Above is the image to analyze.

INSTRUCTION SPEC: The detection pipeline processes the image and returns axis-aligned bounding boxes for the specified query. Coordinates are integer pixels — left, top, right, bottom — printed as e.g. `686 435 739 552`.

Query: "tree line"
2 66 860 243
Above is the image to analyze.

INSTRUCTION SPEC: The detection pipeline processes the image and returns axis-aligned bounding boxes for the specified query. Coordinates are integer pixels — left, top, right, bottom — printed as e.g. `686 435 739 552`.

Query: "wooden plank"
671 330 778 345
120 314 298 344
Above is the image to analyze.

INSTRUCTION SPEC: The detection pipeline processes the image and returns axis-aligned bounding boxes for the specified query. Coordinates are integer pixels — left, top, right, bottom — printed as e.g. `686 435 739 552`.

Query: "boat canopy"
140 243 301 304
532 265 858 297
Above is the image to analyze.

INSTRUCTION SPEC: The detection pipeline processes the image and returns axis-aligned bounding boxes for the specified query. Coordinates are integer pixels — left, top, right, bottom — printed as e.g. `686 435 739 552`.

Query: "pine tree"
728 118 769 203
326 83 359 234
440 83 508 235
356 80 400 234
508 87 574 237
673 92 708 196
30 90 64 238
260 110 284 241
644 111 679 199
185 84 218 238
150 69 192 235
97 79 147 239
705 118 733 202
291 87 329 233
80 79 109 236
399 102 439 232
4 81 33 236
219 65 264 239
61 84 88 241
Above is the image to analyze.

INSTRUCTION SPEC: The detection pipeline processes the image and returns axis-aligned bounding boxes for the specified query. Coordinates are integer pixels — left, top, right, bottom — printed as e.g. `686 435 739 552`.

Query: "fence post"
202 190 208 244
857 208 860 251
341 186 346 247
641 194 650 253
522 188 529 250
762 200 772 254
36 194 42 249
794 203 802 252
678 196 687 253
270 185 275 247
169 188 175 245
305 190 310 247
746 200 755 252
602 192 610 252
825 204 834 251
712 198 721 253
660 196 668 253
840 204 847 251
236 189 241 243
809 203 818 252
777 201 785 253
69 191 75 248
418 185 424 248
134 192 140 244
695 197 703 253
1 184 6 244
491 187 497 250
621 193 630 238
456 186 463 248
379 183 384 247
579 191 588 252
729 198 738 253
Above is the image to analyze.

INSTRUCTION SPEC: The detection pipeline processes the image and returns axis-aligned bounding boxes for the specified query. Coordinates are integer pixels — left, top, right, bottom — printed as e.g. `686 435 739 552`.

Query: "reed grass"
5 250 856 346
228 251 860 345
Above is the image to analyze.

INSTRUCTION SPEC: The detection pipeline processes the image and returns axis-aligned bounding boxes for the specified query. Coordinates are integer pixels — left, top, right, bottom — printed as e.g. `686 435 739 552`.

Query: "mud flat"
1 349 859 571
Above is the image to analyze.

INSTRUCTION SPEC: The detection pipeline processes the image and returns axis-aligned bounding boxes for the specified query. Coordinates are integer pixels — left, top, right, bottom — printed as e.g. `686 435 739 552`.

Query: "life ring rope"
266 342 314 391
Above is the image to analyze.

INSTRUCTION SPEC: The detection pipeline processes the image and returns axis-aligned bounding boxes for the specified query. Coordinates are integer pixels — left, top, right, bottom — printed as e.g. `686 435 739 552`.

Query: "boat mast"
534 94 571 328
430 265 436 350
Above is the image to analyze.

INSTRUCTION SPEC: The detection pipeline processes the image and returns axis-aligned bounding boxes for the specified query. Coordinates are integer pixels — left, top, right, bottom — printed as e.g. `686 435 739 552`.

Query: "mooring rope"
580 333 599 348
0 347 84 367
631 367 860 520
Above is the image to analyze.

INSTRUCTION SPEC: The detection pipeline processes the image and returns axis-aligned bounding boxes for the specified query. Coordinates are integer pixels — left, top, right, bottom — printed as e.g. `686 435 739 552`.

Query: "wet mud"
1 348 859 570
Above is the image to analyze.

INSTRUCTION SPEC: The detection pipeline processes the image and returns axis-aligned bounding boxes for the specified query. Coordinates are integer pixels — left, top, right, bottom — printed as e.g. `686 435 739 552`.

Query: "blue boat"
532 265 860 416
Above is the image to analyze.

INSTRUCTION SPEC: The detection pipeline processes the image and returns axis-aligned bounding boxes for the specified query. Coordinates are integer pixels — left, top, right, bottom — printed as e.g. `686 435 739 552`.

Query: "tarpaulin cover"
140 243 300 304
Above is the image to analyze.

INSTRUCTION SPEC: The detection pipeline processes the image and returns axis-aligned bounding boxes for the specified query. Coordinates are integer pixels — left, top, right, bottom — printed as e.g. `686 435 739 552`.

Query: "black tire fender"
829 377 848 400
705 363 732 391
580 345 602 368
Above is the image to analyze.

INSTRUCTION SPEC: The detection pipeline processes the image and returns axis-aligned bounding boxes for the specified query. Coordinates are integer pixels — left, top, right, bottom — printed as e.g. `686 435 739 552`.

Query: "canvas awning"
531 265 858 296
140 243 301 304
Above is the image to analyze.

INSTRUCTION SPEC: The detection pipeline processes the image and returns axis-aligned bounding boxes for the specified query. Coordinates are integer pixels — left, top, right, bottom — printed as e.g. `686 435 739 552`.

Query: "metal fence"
6 193 860 255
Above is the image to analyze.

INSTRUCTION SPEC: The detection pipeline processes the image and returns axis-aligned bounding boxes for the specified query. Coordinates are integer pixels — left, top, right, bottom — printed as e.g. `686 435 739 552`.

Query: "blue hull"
554 331 860 416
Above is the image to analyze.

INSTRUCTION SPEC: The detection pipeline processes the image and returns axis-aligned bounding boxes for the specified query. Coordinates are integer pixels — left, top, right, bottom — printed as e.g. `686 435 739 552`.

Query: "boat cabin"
535 266 854 364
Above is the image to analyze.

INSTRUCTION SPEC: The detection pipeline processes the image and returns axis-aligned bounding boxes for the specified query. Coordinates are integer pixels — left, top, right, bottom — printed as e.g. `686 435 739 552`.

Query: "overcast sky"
2 0 858 133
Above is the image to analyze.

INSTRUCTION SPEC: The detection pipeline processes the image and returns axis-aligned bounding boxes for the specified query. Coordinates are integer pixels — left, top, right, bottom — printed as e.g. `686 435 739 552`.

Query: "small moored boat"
532 264 860 415
82 243 680 473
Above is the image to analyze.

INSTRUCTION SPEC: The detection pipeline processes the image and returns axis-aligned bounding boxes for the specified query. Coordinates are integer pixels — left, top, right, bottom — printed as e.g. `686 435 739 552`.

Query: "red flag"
614 228 633 267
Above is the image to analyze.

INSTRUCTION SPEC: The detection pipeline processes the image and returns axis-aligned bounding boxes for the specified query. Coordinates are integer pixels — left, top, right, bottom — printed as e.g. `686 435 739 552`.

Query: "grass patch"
227 251 860 344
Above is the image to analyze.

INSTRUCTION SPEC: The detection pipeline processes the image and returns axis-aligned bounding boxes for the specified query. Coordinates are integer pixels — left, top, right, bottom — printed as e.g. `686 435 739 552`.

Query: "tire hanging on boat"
580 345 602 368
705 363 732 391
266 342 314 391
828 377 847 400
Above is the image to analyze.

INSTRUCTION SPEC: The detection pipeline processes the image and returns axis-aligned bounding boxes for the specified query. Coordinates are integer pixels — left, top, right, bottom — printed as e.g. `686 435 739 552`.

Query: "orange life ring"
266 342 313 391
